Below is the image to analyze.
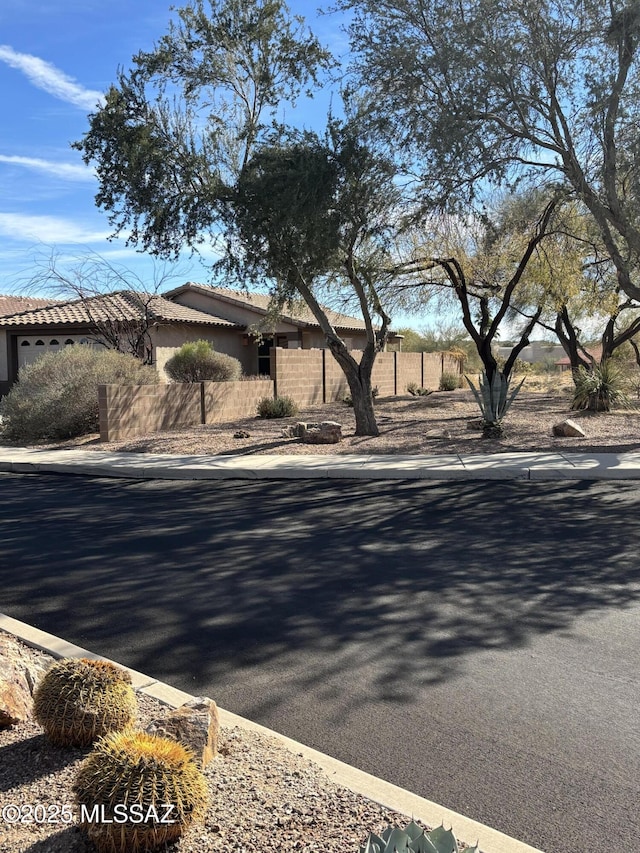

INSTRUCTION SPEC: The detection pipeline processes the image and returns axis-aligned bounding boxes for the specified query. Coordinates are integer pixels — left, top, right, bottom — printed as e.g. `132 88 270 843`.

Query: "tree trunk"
327 339 379 436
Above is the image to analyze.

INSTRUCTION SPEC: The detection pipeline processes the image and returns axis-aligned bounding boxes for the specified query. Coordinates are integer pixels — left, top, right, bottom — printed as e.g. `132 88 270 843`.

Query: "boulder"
0 634 49 728
300 421 343 444
282 421 343 444
552 419 586 438
146 696 219 769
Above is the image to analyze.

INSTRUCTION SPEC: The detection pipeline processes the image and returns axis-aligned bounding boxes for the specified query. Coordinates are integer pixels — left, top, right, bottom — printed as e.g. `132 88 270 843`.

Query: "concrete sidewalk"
0 445 640 480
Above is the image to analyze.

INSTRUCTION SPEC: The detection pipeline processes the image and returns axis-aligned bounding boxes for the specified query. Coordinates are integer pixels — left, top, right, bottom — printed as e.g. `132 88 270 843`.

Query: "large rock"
0 634 50 728
282 421 343 443
552 419 586 438
146 696 219 769
302 421 343 444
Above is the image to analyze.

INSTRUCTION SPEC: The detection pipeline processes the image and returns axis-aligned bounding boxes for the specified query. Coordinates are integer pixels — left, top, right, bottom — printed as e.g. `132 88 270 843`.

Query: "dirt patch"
24 388 640 457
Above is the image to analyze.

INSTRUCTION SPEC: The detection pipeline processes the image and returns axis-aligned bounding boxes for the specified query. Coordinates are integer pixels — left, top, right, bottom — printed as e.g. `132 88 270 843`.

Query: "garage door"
17 337 78 370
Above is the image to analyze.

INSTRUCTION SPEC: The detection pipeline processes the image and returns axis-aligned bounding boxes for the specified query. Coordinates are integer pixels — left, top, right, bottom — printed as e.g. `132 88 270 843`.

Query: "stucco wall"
172 291 300 333
152 324 251 379
271 348 461 405
99 378 274 441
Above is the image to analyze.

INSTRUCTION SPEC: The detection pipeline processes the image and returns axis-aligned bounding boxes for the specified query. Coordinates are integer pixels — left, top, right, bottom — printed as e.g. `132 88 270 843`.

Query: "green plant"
74 730 208 852
360 820 479 853
571 360 631 412
465 371 525 438
0 345 158 442
164 340 242 383
438 371 461 391
33 658 137 747
256 395 298 418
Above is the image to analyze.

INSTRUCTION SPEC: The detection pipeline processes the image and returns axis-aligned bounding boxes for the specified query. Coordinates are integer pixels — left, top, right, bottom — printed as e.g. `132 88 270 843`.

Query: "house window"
64 339 74 345
35 340 44 346
50 339 59 346
20 341 30 347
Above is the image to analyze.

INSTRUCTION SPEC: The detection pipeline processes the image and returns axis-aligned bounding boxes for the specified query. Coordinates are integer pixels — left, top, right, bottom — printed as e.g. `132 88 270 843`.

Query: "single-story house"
0 283 398 393
163 283 401 375
0 290 241 395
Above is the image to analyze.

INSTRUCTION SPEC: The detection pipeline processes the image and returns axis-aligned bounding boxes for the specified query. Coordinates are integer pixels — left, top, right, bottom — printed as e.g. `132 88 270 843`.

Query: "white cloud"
0 155 95 182
0 213 112 244
0 45 104 110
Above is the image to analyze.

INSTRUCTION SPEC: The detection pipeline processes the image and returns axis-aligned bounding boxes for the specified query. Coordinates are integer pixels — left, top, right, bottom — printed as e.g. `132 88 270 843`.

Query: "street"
1 472 638 852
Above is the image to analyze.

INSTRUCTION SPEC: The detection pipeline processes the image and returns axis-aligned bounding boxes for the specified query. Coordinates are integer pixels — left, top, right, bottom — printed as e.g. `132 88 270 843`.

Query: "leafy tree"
391 191 565 435
75 0 333 256
74 0 399 434
225 127 400 434
339 0 640 302
397 193 561 382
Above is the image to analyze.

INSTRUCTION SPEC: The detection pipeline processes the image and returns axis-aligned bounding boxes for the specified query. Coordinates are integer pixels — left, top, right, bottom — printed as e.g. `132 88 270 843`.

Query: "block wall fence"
98 349 460 441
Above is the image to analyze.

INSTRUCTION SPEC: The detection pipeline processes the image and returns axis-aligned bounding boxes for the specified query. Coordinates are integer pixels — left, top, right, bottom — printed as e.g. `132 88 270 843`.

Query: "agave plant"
360 820 479 853
465 371 525 438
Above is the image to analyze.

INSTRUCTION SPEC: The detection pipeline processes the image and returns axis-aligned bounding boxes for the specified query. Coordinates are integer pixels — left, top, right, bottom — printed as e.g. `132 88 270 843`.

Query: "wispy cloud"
0 45 104 110
0 155 95 182
0 213 111 244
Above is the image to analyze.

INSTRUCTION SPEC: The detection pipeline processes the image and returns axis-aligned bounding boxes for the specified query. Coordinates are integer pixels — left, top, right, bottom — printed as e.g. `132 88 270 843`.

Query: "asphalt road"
1 472 638 853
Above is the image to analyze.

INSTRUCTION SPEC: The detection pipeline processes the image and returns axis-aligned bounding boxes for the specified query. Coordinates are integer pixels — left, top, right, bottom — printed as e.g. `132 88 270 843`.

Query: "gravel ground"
33 385 640 457
0 636 416 853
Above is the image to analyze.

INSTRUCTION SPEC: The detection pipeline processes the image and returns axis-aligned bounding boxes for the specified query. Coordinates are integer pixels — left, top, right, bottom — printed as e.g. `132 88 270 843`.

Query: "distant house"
495 340 566 364
0 283 397 394
555 344 604 371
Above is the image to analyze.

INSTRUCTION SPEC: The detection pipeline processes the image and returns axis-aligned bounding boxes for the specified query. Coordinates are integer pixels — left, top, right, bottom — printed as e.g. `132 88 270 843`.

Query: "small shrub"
439 371 461 391
257 395 298 418
34 658 137 747
571 360 632 412
0 345 158 442
165 340 242 383
74 730 208 852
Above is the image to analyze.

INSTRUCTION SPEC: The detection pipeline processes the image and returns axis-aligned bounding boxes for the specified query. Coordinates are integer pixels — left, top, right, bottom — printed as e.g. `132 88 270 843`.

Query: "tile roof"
0 291 240 328
0 295 62 317
164 283 369 331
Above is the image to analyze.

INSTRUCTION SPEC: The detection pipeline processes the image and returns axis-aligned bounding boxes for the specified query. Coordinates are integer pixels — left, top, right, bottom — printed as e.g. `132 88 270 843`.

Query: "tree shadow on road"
1 474 638 720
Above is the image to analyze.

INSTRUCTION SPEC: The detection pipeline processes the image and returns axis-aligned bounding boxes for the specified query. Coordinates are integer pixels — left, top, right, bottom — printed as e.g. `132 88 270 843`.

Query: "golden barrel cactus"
74 730 209 852
33 658 137 747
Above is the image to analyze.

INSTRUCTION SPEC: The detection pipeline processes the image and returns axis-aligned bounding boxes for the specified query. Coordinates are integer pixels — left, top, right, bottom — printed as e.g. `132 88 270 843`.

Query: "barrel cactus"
33 658 137 747
360 820 479 853
74 730 209 852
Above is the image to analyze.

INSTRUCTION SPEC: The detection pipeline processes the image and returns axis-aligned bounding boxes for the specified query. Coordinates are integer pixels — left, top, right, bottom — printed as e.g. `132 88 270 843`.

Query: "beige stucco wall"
172 291 301 333
152 324 252 380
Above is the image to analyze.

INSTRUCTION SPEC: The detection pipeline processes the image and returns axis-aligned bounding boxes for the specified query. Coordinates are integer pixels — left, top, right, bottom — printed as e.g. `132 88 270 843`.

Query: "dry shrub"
0 345 158 441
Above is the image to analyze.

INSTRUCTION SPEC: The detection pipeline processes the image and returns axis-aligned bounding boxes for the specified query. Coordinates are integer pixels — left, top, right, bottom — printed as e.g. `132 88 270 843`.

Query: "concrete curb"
0 613 544 853
1 446 640 480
